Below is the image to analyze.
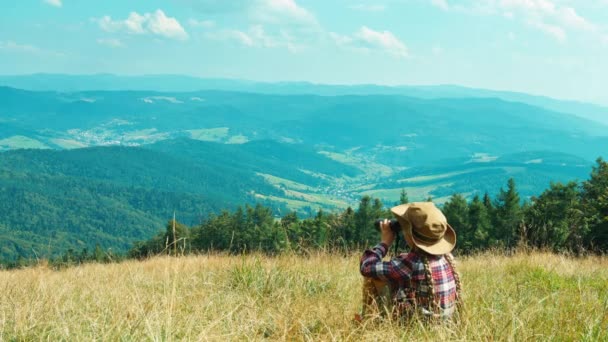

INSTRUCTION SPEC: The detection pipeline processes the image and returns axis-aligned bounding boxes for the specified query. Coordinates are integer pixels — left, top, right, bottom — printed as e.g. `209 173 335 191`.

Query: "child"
359 202 462 320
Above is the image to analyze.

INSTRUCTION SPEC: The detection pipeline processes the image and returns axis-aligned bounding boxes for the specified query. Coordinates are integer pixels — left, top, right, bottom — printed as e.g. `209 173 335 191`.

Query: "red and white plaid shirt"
360 243 458 313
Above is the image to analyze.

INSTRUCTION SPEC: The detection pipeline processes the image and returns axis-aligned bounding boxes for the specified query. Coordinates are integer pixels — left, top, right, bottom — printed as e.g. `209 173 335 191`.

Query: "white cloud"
329 32 352 46
95 9 188 40
356 26 408 58
431 0 449 11
0 40 64 57
498 0 596 41
175 0 250 13
212 29 256 46
43 0 62 7
349 4 386 12
207 25 301 52
178 0 319 27
96 16 122 33
500 0 556 13
251 0 319 27
97 38 125 48
123 12 147 34
182 0 320 51
529 19 566 42
442 1 600 42
557 7 595 31
147 10 189 39
332 26 408 58
0 41 41 54
501 0 595 31
248 25 279 47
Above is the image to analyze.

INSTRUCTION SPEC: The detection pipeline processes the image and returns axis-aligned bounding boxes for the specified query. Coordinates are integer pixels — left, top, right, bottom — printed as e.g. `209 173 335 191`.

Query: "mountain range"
0 74 606 261
2 73 607 126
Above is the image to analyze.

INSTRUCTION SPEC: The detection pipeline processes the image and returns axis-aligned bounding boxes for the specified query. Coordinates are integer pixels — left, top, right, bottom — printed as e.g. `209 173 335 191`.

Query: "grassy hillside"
0 252 605 340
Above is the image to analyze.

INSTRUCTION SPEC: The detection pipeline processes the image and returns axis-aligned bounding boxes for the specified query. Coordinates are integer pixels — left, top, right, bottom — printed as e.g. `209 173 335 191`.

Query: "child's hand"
380 219 395 246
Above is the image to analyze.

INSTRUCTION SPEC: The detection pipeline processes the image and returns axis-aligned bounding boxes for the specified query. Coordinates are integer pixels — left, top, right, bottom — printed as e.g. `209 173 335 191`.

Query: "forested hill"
148 139 360 185
130 158 608 259
1 83 608 263
0 139 359 261
2 86 608 165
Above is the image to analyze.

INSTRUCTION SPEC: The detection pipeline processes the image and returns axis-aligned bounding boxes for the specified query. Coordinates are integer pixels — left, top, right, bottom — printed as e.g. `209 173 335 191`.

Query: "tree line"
4 157 606 269
130 158 608 258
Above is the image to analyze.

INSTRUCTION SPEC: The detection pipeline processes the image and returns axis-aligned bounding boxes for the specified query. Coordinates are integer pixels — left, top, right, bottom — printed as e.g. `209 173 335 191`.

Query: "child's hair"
445 253 462 296
421 254 437 312
421 252 462 314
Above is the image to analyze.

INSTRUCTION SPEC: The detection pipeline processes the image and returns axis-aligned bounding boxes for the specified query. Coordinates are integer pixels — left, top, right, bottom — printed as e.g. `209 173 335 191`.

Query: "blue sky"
1 0 607 104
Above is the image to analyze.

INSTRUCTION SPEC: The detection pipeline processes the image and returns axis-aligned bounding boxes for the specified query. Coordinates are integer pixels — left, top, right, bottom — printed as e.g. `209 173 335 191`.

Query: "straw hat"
390 202 456 255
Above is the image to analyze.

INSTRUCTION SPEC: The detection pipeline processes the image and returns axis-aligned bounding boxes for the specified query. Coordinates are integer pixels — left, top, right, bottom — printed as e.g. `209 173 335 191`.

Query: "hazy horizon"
2 72 607 107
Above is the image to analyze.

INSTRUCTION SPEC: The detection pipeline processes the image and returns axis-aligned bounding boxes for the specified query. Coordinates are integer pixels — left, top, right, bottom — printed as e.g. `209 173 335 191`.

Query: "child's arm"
360 243 413 281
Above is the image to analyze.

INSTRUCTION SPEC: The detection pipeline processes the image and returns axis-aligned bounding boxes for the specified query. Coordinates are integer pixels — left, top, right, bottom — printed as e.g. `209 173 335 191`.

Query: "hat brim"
391 204 413 239
390 204 411 218
404 223 456 255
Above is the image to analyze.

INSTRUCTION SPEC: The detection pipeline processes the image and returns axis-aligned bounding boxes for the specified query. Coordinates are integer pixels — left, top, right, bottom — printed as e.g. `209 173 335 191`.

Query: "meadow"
0 251 606 341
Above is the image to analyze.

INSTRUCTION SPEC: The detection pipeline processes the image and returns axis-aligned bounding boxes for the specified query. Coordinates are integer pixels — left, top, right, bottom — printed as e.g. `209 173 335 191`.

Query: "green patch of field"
319 151 394 177
254 193 321 211
360 184 450 202
187 127 229 142
121 129 170 143
255 191 349 211
283 190 349 208
51 139 88 149
433 192 474 205
122 129 158 139
398 168 494 183
298 169 334 181
319 151 358 164
0 136 49 150
257 173 315 192
226 135 249 144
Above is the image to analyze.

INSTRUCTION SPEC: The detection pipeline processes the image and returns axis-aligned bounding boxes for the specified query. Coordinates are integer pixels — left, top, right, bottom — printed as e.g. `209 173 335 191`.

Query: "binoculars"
373 219 401 234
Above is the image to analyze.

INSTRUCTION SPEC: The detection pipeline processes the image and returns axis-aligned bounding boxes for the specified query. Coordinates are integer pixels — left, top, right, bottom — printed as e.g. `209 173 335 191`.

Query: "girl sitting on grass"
359 202 462 321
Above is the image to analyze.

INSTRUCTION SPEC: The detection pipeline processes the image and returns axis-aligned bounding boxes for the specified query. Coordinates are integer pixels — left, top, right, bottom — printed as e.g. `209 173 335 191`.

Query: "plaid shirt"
360 243 458 313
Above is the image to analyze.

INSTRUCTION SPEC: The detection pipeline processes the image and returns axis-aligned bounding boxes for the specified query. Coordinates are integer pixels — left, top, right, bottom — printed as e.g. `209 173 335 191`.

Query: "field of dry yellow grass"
1 251 607 341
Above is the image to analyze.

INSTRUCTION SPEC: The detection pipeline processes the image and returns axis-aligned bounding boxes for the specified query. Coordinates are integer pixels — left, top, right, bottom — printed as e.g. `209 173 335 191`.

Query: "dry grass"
1 251 607 341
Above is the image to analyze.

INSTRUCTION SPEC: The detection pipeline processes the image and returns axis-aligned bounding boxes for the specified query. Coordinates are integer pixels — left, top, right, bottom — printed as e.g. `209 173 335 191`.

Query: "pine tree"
493 178 522 248
468 194 491 250
442 194 470 251
483 192 493 211
280 211 299 251
525 181 580 250
340 207 357 248
399 189 409 204
355 196 377 245
581 157 608 250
